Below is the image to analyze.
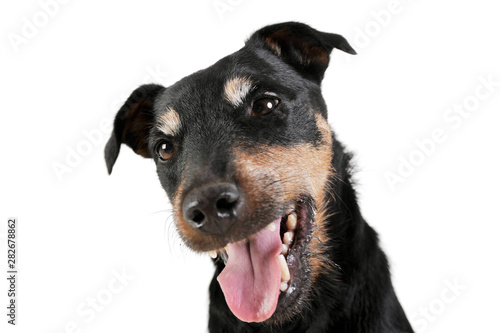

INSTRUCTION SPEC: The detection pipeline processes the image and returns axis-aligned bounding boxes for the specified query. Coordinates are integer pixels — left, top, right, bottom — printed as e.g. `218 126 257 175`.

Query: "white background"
1 0 499 332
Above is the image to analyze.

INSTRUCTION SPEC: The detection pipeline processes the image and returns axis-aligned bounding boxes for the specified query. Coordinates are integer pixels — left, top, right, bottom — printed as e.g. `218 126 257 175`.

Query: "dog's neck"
306 133 412 332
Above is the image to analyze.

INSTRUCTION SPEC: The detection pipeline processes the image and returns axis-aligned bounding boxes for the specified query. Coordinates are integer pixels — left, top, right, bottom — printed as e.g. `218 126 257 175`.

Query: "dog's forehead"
153 47 316 136
153 58 241 117
155 55 242 108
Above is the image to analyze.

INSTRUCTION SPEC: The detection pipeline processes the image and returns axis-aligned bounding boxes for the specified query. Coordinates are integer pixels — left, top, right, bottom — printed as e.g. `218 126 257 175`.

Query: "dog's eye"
156 140 175 161
251 98 280 116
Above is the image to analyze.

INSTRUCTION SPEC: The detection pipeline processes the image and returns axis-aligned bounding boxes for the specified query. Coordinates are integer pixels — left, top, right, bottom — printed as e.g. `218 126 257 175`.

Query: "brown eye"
251 97 280 116
156 141 175 161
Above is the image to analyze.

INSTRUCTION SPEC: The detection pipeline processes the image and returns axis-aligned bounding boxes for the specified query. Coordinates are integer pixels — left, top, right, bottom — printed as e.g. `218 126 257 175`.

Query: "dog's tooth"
283 231 294 245
208 250 217 259
280 281 289 292
278 254 290 282
281 244 289 255
220 251 228 265
286 212 297 230
267 222 276 232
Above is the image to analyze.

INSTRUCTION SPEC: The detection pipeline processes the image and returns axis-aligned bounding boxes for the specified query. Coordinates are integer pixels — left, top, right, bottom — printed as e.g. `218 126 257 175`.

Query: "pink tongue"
217 218 282 322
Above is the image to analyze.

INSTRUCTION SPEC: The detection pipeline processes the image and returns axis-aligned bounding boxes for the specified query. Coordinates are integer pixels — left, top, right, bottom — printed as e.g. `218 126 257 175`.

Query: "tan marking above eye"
224 76 255 107
157 107 181 136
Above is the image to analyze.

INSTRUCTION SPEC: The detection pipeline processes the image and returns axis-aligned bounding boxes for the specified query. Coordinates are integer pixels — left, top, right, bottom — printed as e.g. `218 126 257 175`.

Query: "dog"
104 22 413 332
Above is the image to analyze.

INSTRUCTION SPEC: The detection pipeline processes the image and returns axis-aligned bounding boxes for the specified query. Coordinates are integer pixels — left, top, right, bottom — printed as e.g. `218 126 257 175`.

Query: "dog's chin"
204 198 316 325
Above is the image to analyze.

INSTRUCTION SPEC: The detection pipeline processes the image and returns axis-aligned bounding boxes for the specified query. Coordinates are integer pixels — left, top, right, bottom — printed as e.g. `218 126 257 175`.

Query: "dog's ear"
247 22 356 83
105 84 164 174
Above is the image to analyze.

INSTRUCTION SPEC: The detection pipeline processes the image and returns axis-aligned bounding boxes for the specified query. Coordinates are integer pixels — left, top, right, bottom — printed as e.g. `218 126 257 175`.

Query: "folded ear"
105 84 164 174
247 22 356 83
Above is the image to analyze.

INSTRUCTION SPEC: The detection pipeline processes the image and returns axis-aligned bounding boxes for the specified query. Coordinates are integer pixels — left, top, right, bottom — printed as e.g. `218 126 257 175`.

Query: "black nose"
182 183 241 235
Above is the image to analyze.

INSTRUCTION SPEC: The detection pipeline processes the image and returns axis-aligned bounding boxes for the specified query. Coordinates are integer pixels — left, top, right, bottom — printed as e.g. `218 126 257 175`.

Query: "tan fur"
264 32 328 66
265 37 282 56
157 107 181 136
232 113 334 280
307 114 335 280
224 77 254 107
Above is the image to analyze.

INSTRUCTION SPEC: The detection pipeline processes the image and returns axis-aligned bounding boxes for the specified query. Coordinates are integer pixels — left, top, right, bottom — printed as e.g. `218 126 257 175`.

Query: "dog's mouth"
208 200 314 323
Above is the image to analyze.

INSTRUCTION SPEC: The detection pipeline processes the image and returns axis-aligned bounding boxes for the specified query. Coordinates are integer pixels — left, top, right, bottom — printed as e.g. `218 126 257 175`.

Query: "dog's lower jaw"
208 208 412 332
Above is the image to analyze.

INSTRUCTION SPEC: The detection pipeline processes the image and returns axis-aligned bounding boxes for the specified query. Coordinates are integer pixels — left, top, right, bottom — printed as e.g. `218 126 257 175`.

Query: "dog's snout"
182 183 241 235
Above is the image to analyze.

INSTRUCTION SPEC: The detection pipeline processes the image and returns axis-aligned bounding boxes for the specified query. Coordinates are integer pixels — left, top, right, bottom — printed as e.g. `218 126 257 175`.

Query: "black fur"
105 22 413 332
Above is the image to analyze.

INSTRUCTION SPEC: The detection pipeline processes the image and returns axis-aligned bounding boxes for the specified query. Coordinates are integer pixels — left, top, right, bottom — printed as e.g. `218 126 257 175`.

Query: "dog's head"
105 22 355 324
